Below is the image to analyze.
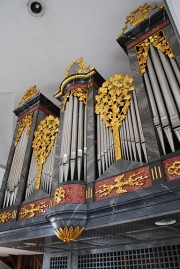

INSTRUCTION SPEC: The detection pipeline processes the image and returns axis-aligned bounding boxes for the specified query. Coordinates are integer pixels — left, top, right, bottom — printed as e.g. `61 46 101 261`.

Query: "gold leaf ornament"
0 211 12 224
15 113 33 146
64 57 94 78
95 74 135 160
54 187 66 204
32 115 59 189
61 88 87 110
167 161 180 176
96 172 148 198
136 31 175 75
16 85 39 108
55 226 85 242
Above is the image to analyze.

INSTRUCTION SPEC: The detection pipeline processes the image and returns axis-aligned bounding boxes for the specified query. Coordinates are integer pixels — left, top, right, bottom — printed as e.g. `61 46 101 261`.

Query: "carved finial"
118 3 164 37
16 85 39 108
64 57 94 78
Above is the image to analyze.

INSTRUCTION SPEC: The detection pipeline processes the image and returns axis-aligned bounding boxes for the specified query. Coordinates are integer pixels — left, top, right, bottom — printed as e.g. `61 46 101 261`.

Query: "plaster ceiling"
0 0 163 165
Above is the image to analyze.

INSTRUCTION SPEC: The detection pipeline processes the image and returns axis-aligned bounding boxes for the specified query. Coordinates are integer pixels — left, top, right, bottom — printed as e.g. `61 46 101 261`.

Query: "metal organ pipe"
70 96 78 181
96 116 116 177
150 45 179 128
144 72 166 155
146 56 175 152
157 50 180 112
3 127 28 208
170 59 180 85
59 91 87 182
77 101 84 180
64 94 73 181
144 44 180 153
83 106 87 181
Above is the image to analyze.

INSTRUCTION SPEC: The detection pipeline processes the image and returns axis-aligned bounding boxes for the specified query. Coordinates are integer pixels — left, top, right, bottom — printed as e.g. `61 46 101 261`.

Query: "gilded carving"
55 226 84 242
136 31 175 75
16 85 39 108
0 211 12 224
149 31 174 59
96 172 148 197
167 161 180 176
54 187 66 204
119 3 164 37
95 74 134 160
136 39 150 75
64 57 94 78
15 113 33 146
62 88 87 110
19 201 49 219
32 115 59 189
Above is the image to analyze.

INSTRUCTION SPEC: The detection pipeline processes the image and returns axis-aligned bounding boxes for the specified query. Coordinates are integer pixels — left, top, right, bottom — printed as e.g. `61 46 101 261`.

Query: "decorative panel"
162 156 180 182
94 166 151 201
53 184 85 206
18 197 50 220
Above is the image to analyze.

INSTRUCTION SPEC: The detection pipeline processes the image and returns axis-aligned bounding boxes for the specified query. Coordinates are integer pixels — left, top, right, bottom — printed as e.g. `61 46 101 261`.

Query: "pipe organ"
117 3 180 160
0 3 180 266
0 87 59 208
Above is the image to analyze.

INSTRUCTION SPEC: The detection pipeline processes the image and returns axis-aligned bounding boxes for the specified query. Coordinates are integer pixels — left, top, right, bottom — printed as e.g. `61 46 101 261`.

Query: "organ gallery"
0 2 180 269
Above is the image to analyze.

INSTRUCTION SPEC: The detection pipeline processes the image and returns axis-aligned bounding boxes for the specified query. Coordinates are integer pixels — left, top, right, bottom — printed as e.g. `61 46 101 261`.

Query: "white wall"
0 93 15 166
164 0 180 39
0 166 5 188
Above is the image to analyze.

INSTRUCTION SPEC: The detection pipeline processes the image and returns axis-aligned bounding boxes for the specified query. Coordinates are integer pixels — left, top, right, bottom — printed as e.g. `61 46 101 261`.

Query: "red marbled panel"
53 184 85 206
18 198 50 220
94 166 152 201
162 156 180 182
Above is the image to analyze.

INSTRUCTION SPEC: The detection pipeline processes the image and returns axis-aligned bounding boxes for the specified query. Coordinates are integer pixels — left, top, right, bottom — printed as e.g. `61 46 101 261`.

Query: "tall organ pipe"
70 96 78 181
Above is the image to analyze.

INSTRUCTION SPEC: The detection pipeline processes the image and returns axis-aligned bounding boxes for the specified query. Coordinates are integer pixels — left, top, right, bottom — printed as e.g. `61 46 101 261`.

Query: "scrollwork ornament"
118 3 164 37
15 113 33 146
136 31 175 75
19 201 48 219
0 211 12 224
96 172 148 198
32 115 59 189
54 187 66 204
16 85 39 108
64 57 94 78
167 161 180 176
61 88 87 110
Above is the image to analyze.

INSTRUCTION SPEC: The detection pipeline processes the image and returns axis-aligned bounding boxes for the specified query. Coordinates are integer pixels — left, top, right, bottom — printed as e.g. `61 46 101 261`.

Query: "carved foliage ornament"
118 3 164 37
64 57 94 79
61 88 87 110
55 226 85 242
16 85 39 108
15 113 33 146
95 74 134 160
167 161 180 176
19 201 49 219
54 187 66 204
32 115 59 189
96 172 148 198
0 211 12 224
136 31 175 75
